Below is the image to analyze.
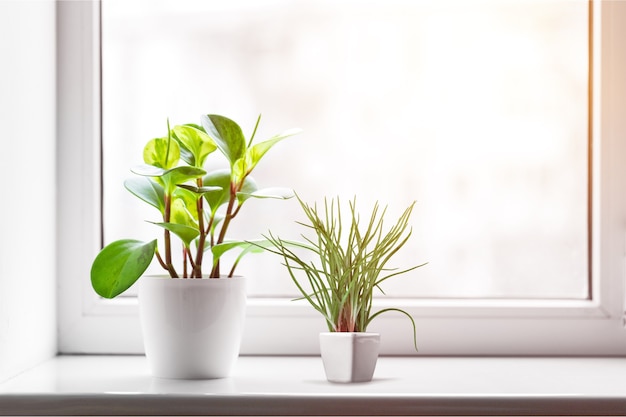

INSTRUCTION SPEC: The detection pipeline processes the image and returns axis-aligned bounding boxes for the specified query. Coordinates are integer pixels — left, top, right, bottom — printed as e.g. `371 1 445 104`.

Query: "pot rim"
319 332 380 337
142 274 245 280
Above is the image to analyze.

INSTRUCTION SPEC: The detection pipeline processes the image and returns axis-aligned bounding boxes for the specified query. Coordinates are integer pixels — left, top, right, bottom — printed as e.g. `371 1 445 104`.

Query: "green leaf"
202 169 232 212
232 155 252 185
237 187 294 201
171 192 200 225
211 240 261 260
172 124 217 168
124 177 165 214
245 128 301 174
176 184 223 195
149 222 199 248
131 165 206 190
131 164 166 177
90 239 157 299
368 307 419 351
236 175 258 204
185 123 205 131
163 166 207 185
160 166 206 194
211 239 269 275
143 137 180 169
200 114 246 166
260 197 420 335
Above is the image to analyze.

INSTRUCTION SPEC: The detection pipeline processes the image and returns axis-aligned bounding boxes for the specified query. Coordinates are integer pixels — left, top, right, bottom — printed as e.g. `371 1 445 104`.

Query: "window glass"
102 0 589 299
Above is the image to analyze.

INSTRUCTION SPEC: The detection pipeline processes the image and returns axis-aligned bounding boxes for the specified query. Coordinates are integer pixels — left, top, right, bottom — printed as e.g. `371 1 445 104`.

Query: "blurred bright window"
102 0 589 300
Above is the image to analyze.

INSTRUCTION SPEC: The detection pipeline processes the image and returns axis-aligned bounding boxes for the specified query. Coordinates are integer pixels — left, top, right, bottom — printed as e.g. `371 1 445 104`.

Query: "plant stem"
183 247 188 278
186 247 198 276
193 177 206 278
163 194 178 278
337 301 355 332
227 258 239 278
155 249 168 270
205 214 215 244
210 182 238 277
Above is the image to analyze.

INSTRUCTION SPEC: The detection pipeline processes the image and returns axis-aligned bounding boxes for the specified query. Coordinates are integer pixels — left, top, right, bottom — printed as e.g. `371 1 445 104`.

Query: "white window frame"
57 0 626 356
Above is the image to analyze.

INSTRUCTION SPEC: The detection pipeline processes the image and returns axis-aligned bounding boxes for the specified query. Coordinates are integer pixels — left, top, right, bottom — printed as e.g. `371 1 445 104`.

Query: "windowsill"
1 355 625 416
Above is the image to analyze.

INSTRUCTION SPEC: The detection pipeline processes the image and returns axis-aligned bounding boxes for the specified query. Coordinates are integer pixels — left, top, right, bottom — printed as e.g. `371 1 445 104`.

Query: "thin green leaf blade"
90 239 157 299
368 307 418 351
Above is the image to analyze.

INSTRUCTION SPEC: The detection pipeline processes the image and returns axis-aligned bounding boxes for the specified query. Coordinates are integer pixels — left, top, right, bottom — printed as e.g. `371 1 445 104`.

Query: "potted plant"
90 113 300 379
261 196 424 383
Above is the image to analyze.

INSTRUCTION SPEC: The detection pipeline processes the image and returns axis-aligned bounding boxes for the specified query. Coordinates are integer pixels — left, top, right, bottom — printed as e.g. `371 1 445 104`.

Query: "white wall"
0 0 57 382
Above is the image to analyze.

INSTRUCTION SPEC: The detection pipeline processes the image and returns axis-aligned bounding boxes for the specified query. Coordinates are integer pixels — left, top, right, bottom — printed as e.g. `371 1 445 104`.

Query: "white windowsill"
1 356 625 416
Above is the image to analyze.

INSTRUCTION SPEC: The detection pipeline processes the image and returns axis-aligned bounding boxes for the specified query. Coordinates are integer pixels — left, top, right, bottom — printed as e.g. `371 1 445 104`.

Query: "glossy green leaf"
185 123 205 131
236 176 258 204
130 165 205 188
231 156 248 185
124 177 165 214
202 169 261 211
143 137 180 169
200 114 246 166
160 166 206 194
213 239 274 277
131 164 166 177
149 221 199 248
176 184 223 195
90 239 157 299
237 187 294 201
171 192 200 225
246 128 301 174
202 169 232 212
172 124 217 168
211 239 268 265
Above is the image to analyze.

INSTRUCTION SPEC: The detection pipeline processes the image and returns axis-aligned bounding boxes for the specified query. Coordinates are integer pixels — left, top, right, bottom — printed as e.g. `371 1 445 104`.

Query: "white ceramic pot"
138 276 246 379
319 332 380 383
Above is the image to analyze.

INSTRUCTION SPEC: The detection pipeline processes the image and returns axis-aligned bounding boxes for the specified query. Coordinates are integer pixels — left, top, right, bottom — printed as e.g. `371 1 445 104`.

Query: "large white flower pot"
138 276 246 379
319 332 380 383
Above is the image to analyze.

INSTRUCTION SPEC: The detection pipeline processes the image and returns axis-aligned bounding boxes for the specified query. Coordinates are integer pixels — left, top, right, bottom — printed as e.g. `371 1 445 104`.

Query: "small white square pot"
319 332 381 383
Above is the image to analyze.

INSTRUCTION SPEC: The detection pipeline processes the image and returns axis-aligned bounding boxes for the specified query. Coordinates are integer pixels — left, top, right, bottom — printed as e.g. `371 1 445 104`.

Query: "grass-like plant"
90 114 300 299
262 196 425 348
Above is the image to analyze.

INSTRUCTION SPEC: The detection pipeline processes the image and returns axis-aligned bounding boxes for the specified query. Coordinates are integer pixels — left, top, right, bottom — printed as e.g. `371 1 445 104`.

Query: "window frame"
57 0 626 356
